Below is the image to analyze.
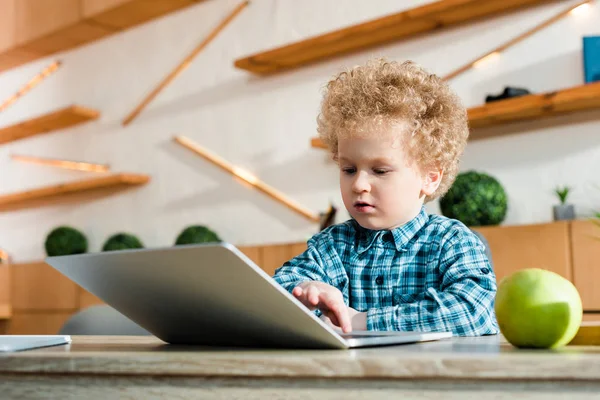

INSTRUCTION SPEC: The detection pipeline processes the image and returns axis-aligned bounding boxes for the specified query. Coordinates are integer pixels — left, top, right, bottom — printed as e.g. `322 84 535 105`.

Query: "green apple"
495 268 582 349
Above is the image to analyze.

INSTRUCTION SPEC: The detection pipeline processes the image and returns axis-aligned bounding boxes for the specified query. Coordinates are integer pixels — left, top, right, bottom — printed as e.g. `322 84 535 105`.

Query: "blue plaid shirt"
273 207 499 336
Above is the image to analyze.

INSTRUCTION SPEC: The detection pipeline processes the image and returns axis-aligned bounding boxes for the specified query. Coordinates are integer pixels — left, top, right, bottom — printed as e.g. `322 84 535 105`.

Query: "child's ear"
421 169 443 196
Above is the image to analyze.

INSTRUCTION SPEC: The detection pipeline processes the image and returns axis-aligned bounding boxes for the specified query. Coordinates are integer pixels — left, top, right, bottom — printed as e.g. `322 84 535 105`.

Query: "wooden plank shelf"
234 0 557 75
0 0 202 73
311 81 600 147
0 173 150 212
468 81 600 132
311 137 326 150
0 105 99 146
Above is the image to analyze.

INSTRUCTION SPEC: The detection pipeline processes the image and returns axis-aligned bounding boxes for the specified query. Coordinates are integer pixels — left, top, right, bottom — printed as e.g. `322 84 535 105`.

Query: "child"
273 58 499 336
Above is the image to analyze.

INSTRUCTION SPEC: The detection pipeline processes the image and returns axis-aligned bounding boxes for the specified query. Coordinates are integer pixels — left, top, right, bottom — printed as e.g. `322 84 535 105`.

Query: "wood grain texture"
474 221 572 283
84 0 198 30
0 0 16 53
570 322 600 346
19 21 110 56
2 375 600 400
234 0 558 74
468 81 600 133
15 0 80 44
583 313 600 322
260 244 298 276
571 220 600 311
289 242 308 258
11 262 80 311
0 46 39 73
81 0 132 17
0 105 99 146
2 335 600 382
237 246 262 266
0 264 11 319
2 312 73 335
0 173 150 212
0 0 200 73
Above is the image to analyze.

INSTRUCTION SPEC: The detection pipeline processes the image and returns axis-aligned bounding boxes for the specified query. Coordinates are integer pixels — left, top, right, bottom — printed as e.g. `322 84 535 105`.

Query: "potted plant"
553 186 575 221
439 171 508 227
45 226 88 256
102 233 144 252
174 225 221 246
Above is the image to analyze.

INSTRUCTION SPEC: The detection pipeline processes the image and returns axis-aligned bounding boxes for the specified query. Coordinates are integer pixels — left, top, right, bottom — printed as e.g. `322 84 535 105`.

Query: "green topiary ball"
102 233 144 252
175 225 221 246
45 226 88 257
440 171 508 227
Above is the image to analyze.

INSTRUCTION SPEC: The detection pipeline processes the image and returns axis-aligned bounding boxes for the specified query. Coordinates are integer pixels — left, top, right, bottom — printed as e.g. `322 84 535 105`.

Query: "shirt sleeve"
366 229 499 336
271 236 332 294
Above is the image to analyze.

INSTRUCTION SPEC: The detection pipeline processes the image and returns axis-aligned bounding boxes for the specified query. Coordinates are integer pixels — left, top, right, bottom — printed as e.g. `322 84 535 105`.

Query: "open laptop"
46 243 452 349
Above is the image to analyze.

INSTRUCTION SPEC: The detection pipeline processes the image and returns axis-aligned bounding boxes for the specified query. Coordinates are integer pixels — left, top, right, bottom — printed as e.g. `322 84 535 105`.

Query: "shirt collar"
354 206 429 254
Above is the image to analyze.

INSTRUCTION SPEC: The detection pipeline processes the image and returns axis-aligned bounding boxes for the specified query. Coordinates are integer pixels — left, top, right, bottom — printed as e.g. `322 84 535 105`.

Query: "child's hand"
321 307 367 332
319 314 343 333
292 281 352 333
347 307 367 331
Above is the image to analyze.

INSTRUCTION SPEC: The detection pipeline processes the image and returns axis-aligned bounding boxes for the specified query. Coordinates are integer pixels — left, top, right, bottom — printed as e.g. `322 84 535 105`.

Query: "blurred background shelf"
0 173 150 212
468 81 600 132
234 0 558 74
0 0 204 73
311 81 600 147
0 105 99 145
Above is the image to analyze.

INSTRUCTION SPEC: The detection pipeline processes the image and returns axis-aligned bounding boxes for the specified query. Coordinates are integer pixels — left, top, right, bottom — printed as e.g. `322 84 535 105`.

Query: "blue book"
583 36 600 83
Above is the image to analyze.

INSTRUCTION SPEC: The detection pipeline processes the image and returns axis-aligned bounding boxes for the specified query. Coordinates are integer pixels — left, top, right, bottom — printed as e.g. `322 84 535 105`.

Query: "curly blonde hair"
317 58 469 202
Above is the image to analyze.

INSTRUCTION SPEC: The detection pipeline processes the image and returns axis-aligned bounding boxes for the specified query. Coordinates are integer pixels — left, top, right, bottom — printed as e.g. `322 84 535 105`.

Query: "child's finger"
307 286 321 307
323 310 341 327
319 292 352 333
292 286 303 298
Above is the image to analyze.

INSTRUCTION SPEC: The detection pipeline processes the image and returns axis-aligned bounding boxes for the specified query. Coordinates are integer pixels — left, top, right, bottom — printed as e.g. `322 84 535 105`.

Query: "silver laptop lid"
47 243 349 349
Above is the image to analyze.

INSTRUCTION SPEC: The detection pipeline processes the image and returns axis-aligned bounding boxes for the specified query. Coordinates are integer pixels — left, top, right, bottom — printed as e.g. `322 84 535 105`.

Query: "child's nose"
352 172 370 193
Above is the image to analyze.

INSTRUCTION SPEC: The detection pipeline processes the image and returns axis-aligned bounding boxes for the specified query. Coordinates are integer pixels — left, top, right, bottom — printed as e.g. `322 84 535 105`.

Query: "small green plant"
554 186 571 205
439 171 508 226
102 233 144 252
45 226 88 257
175 225 221 246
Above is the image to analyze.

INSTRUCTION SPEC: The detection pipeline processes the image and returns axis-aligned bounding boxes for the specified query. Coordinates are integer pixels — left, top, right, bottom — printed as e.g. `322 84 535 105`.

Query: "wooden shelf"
468 81 600 132
234 0 557 74
0 173 150 212
0 0 202 73
311 81 600 147
0 105 100 146
311 137 327 150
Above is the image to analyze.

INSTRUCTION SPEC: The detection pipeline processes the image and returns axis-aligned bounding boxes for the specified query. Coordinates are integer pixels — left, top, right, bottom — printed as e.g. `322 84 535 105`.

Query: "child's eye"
373 169 389 175
342 167 356 175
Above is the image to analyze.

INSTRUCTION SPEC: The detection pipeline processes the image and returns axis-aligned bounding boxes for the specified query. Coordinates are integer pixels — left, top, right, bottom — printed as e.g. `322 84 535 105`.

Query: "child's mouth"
354 202 375 213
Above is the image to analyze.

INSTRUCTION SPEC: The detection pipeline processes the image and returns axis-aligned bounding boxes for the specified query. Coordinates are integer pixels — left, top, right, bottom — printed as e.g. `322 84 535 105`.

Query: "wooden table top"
2 335 600 381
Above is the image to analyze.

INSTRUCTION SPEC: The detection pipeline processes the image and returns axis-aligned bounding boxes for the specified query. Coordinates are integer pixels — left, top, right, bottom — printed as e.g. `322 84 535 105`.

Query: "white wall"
1 0 599 262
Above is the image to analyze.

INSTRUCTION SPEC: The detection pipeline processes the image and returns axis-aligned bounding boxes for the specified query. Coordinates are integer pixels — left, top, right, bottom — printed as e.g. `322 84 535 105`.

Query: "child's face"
338 123 439 230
